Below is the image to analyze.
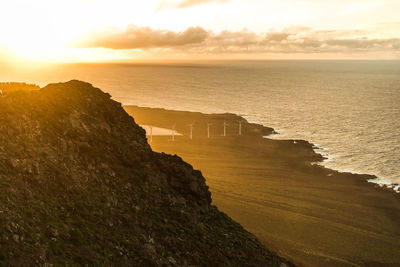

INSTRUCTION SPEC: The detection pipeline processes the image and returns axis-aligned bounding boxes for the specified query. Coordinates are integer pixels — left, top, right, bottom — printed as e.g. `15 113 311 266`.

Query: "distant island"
0 81 292 266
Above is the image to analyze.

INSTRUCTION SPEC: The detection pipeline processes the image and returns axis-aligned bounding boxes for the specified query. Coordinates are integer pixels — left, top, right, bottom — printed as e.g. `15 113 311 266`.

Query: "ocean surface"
2 60 400 189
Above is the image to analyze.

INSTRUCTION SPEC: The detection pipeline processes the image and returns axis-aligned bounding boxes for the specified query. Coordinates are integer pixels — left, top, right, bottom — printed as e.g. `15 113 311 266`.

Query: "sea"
2 60 400 190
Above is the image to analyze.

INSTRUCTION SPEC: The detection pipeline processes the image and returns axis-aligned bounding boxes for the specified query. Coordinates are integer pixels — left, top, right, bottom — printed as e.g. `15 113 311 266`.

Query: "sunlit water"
2 61 400 189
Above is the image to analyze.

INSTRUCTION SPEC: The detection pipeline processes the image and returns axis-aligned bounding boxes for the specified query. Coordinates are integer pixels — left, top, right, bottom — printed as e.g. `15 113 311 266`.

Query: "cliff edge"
0 80 292 266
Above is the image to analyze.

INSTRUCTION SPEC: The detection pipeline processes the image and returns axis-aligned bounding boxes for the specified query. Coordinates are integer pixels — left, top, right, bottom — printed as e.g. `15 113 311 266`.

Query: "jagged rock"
0 80 292 266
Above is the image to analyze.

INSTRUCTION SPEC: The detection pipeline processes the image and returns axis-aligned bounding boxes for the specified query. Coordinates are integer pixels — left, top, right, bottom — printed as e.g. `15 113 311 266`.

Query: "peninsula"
124 105 400 266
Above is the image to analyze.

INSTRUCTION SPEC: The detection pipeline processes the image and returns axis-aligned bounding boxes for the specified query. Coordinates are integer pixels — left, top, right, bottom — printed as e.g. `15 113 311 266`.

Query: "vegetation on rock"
0 80 292 266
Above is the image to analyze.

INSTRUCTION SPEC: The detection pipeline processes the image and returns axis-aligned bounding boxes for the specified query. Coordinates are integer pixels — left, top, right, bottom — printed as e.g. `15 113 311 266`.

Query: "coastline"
311 143 400 194
266 129 400 194
124 105 400 266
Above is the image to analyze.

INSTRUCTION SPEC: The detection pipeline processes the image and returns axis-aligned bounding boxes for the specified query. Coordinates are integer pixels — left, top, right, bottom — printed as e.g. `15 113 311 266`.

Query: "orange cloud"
78 25 400 55
80 26 208 49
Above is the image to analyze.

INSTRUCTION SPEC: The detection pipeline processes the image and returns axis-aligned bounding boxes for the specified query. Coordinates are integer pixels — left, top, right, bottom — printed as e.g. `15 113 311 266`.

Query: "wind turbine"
206 122 213 138
149 126 153 142
187 122 194 140
237 114 247 136
171 124 176 142
223 120 228 137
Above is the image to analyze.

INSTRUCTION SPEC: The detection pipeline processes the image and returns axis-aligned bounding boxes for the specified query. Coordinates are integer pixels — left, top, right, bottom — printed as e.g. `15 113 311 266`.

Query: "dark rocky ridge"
0 80 292 266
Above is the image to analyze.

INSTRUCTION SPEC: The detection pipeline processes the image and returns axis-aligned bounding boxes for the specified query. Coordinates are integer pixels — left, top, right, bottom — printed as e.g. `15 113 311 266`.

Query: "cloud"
176 0 228 8
79 25 400 55
81 26 208 49
157 0 228 10
326 38 400 50
211 30 261 46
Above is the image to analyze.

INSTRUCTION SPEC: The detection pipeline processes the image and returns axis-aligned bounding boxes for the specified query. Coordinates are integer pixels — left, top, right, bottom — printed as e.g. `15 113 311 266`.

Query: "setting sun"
1 0 399 62
1 1 400 266
0 1 84 61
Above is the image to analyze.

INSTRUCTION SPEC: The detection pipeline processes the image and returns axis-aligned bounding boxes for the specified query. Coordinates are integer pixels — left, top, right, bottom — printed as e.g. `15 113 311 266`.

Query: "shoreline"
138 105 400 195
311 143 400 194
124 104 400 266
265 127 400 194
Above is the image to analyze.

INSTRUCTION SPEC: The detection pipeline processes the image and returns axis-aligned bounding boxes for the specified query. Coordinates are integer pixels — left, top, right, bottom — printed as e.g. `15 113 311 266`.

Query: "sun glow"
0 0 168 62
0 0 399 62
0 0 106 62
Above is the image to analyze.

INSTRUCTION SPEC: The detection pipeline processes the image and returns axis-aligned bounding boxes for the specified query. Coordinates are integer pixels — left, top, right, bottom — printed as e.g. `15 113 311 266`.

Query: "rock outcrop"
0 80 292 266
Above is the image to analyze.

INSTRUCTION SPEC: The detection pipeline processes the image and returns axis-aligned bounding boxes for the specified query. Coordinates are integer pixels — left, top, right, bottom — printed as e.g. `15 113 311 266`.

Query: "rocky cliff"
0 80 292 266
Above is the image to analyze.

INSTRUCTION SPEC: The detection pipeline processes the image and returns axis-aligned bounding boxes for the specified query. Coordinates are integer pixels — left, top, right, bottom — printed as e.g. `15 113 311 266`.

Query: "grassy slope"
125 105 400 267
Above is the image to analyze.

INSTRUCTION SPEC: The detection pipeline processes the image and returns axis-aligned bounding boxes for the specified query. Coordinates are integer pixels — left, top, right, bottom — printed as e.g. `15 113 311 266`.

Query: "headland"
124 105 400 266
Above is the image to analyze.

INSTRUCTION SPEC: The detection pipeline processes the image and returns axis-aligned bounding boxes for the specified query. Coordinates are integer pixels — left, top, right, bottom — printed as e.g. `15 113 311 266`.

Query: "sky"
0 0 399 62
